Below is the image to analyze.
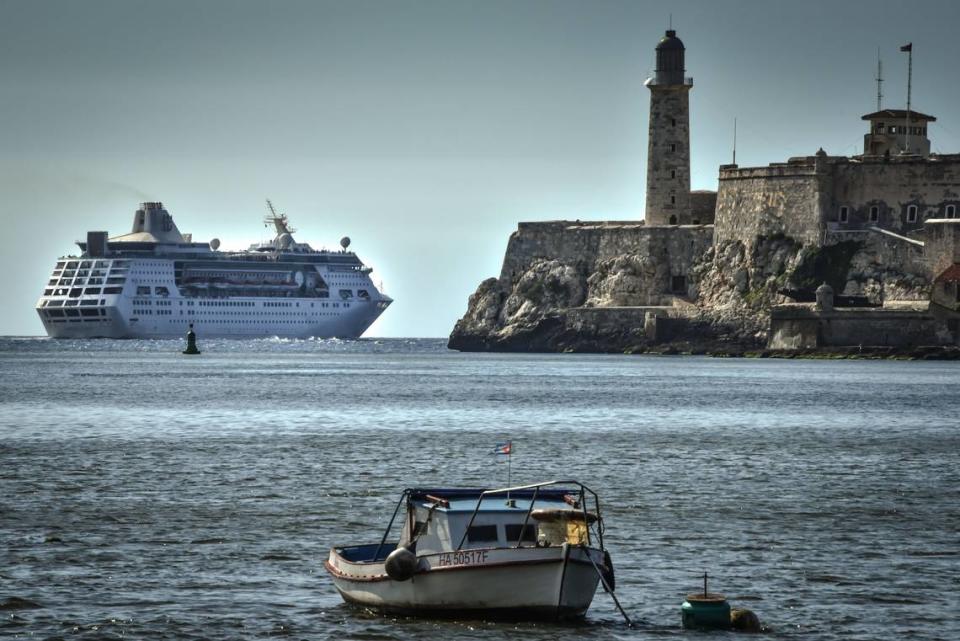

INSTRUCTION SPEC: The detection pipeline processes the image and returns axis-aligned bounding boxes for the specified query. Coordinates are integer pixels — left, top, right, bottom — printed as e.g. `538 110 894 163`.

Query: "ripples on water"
1 337 958 640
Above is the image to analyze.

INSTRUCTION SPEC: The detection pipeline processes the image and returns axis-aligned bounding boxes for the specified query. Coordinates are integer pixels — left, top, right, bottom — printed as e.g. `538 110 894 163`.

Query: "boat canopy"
405 487 575 513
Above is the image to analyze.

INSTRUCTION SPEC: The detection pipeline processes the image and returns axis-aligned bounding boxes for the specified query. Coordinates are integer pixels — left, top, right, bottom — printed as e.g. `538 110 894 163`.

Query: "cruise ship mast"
264 199 296 236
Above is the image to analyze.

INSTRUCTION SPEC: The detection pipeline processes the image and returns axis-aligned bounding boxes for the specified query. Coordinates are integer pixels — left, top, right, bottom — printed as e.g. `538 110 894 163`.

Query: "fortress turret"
645 30 693 225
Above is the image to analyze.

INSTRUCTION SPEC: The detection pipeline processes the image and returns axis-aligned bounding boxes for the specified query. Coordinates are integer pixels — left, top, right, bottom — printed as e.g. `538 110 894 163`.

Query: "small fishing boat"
324 480 617 620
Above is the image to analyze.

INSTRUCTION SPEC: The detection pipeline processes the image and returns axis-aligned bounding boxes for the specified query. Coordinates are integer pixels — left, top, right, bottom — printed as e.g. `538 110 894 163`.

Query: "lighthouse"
644 30 693 226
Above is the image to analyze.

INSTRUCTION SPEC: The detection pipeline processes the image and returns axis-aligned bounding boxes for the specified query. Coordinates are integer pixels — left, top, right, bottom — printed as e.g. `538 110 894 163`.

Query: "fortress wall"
770 305 947 348
498 222 713 286
825 229 927 279
925 219 960 277
828 157 960 234
689 191 718 224
714 164 825 246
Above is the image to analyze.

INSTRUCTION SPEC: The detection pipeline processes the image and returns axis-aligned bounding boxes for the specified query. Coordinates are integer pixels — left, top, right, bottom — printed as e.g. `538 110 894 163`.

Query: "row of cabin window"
42 299 105 307
410 520 537 544
44 308 106 318
838 204 957 224
58 260 127 270
46 286 123 297
873 123 928 136
181 303 349 316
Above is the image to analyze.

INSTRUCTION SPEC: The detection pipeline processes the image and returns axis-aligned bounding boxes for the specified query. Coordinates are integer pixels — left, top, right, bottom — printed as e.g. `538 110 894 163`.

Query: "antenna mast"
875 49 883 112
263 199 296 235
733 118 737 165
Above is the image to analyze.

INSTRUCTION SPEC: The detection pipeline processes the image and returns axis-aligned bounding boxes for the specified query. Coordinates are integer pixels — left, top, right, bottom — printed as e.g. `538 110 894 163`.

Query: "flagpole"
904 43 913 153
507 441 512 504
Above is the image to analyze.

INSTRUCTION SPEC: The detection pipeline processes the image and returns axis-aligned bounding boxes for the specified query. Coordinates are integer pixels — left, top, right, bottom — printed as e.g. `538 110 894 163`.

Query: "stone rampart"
830 155 960 235
715 154 960 248
714 161 826 246
498 221 713 289
769 303 952 349
924 219 960 277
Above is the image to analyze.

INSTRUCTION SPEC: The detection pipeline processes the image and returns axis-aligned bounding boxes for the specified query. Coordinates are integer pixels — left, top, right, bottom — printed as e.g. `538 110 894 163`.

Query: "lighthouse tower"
644 30 692 225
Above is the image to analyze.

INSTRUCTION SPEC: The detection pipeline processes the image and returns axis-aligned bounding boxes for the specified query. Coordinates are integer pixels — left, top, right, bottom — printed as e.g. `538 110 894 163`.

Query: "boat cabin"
396 487 598 555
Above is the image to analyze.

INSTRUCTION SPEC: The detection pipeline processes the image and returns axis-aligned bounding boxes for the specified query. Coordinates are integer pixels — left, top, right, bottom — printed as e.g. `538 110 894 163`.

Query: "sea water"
1 337 957 640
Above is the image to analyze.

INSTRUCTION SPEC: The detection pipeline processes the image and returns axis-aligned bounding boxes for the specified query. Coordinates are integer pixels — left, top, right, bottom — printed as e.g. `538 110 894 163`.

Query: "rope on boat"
584 547 633 627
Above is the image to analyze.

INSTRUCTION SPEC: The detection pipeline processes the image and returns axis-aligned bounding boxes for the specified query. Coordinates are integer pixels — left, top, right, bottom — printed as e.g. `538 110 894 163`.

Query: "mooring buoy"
730 607 762 633
182 323 201 355
681 572 730 630
681 572 762 632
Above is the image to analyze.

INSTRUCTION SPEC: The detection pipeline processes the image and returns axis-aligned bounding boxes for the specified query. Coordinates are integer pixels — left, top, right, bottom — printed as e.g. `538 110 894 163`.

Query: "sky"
2 0 959 337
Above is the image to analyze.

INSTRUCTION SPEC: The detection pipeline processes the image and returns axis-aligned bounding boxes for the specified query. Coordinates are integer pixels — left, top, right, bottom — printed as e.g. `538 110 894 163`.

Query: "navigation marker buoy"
182 323 201 355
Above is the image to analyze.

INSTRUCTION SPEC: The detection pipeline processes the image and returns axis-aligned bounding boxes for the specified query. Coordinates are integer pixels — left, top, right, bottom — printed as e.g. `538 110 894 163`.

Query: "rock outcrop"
449 224 932 353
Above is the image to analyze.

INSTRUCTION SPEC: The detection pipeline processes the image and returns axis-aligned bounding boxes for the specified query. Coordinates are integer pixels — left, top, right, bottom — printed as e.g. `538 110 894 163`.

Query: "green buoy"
182 323 201 355
681 572 730 630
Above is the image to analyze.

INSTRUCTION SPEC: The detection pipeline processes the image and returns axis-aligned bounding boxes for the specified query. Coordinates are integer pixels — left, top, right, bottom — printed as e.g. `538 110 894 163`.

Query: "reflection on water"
1 338 957 640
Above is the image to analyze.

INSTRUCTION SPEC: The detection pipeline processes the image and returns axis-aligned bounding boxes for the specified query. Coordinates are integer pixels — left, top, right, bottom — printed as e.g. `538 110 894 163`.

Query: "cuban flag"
492 441 513 456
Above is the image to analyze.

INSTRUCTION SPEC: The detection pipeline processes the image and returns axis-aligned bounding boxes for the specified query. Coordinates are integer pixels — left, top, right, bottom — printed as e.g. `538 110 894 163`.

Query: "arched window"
669 215 678 225
947 204 956 219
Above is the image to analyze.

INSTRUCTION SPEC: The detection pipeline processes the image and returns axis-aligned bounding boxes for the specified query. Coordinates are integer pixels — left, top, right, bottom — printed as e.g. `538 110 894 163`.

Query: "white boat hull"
325 544 604 619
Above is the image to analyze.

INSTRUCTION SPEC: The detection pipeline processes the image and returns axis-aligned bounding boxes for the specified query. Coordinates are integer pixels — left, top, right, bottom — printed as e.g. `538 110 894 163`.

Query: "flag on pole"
492 441 512 456
900 43 912 52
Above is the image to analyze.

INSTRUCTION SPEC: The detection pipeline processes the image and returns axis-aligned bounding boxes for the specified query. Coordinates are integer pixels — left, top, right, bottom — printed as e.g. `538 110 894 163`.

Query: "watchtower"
862 109 936 157
644 30 693 225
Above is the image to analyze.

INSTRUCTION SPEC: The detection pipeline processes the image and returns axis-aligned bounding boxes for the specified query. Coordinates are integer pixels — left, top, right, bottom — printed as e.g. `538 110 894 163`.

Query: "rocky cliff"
448 223 931 353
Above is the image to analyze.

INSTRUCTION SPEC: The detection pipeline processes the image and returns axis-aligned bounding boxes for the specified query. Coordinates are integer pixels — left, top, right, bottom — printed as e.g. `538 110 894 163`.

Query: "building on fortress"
714 117 960 251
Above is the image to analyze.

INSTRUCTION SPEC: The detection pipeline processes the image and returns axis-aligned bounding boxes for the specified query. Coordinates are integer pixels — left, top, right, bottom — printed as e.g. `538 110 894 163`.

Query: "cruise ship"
36 201 392 339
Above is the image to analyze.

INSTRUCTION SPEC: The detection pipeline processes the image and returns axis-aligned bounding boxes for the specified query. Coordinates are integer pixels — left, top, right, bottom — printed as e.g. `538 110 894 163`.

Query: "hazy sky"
3 0 959 337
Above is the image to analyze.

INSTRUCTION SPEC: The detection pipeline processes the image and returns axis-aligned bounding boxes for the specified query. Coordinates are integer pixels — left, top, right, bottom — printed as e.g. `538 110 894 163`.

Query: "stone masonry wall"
690 190 718 225
714 162 826 246
714 154 960 248
498 221 713 297
769 305 948 349
924 219 960 277
828 155 960 235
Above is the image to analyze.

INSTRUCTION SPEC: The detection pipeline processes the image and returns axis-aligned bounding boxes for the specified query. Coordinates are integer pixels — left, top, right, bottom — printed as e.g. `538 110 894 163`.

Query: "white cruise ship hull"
40 297 388 339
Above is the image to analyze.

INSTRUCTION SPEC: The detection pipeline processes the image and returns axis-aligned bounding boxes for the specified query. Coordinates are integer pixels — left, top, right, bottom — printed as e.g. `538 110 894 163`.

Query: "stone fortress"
449 30 960 354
